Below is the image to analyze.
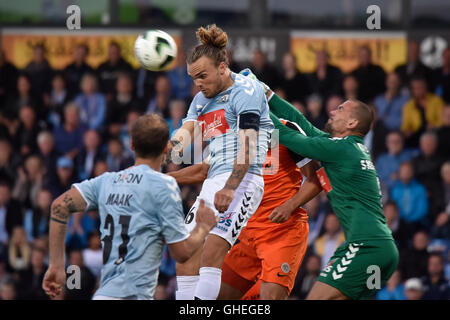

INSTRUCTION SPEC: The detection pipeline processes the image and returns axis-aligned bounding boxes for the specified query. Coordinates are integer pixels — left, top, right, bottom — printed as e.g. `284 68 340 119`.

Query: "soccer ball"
134 30 177 71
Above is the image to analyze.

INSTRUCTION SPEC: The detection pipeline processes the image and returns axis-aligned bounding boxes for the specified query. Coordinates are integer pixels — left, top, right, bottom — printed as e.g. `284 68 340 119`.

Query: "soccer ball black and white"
134 30 177 71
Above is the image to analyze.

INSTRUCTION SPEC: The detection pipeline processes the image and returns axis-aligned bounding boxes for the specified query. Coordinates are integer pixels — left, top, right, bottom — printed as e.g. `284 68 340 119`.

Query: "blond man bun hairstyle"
187 24 229 66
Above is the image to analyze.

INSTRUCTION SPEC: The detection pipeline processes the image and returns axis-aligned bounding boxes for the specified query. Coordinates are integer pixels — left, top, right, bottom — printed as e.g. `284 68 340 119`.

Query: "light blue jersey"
73 164 188 300
183 72 273 178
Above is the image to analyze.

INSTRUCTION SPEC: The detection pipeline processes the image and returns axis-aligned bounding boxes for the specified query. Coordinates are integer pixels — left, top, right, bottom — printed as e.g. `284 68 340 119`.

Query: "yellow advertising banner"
1 28 182 70
290 31 407 73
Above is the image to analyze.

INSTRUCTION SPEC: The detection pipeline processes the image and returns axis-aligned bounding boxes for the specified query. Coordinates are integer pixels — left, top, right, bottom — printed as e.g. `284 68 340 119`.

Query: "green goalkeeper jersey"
269 94 393 243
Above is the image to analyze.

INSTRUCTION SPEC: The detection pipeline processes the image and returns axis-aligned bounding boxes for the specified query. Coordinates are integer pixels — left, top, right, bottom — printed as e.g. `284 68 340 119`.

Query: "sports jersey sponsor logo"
113 173 143 184
316 167 333 194
198 109 230 140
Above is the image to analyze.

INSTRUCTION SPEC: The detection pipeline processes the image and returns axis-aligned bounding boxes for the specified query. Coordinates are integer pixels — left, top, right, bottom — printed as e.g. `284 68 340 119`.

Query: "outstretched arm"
269 94 328 138
168 162 210 185
271 112 342 163
43 187 87 298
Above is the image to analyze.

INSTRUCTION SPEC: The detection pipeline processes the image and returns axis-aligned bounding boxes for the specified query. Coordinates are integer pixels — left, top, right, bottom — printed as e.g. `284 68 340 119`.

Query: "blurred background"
0 0 449 300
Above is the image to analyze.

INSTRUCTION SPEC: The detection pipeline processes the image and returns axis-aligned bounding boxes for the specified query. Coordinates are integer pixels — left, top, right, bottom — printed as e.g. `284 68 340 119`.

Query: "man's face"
428 256 443 277
411 80 427 99
325 100 357 135
442 107 450 126
386 133 403 155
188 56 224 98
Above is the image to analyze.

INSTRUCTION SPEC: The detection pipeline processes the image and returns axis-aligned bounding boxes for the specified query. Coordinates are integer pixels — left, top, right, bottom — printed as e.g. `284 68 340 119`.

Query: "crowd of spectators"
0 39 449 300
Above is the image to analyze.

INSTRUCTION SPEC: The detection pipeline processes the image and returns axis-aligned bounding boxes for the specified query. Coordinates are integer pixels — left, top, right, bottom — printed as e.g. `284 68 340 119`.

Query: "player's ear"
130 139 135 151
347 118 359 130
218 61 227 75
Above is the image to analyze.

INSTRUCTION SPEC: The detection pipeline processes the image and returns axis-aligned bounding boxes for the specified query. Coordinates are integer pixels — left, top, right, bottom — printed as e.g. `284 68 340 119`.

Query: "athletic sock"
193 267 222 300
175 275 199 300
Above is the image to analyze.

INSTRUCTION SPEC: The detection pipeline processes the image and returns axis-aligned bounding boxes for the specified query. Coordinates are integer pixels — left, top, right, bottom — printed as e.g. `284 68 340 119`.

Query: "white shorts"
185 171 264 246
92 295 138 300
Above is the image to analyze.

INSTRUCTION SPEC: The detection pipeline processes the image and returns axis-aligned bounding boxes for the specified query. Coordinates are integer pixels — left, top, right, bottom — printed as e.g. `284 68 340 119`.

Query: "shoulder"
231 73 263 97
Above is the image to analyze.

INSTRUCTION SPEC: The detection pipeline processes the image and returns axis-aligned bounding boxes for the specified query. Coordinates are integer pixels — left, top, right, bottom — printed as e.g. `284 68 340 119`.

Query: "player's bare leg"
175 247 203 300
194 234 231 299
218 282 245 300
306 281 351 300
260 281 288 300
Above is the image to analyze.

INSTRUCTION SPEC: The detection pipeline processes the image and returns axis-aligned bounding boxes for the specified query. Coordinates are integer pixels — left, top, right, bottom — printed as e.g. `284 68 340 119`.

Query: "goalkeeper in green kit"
240 69 398 300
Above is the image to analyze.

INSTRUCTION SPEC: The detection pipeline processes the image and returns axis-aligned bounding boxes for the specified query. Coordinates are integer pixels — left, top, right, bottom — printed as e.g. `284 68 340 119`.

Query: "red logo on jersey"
316 167 333 194
198 109 230 140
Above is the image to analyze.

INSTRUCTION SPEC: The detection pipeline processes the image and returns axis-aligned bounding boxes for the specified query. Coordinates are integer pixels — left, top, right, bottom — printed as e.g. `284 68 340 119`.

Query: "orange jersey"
248 120 309 228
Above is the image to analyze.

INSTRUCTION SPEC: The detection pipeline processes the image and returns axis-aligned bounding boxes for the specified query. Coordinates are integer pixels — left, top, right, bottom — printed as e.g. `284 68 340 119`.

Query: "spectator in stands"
390 161 429 227
0 51 18 108
350 46 386 103
383 201 410 250
64 249 96 300
17 246 48 299
64 43 94 97
342 74 359 101
92 160 108 177
167 49 193 101
0 138 20 184
292 254 321 300
106 72 142 136
146 74 172 119
434 48 450 104
53 103 86 160
82 231 102 280
374 72 409 131
12 154 46 209
105 138 133 172
8 226 31 272
251 49 280 90
119 109 142 157
375 131 418 189
135 67 158 104
24 44 53 101
305 94 327 130
314 213 345 268
0 180 23 245
376 270 406 300
412 131 445 200
76 130 105 181
96 41 134 101
14 105 47 157
73 73 106 131
421 253 450 300
23 189 51 242
401 76 445 147
46 156 76 199
5 74 40 120
307 50 343 101
37 131 59 185
404 278 424 300
279 52 310 105
45 73 71 129
399 231 430 280
395 41 435 93
65 212 87 250
430 162 450 239
166 99 186 136
436 105 450 160
0 278 17 300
